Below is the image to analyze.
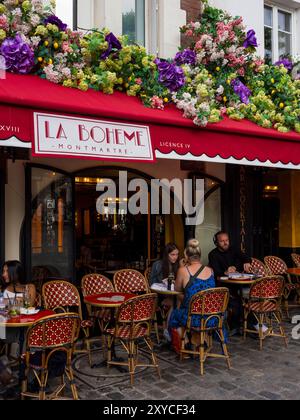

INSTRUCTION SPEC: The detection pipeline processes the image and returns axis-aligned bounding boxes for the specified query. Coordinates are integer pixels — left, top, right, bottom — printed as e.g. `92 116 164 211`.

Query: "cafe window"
264 4 294 62
55 0 77 30
29 166 74 280
122 0 145 45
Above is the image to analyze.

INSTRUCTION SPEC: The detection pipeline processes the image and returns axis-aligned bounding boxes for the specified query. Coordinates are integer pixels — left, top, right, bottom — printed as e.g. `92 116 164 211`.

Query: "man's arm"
208 251 225 278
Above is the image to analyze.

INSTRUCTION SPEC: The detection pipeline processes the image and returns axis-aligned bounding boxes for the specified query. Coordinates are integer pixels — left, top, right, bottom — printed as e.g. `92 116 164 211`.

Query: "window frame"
264 3 296 62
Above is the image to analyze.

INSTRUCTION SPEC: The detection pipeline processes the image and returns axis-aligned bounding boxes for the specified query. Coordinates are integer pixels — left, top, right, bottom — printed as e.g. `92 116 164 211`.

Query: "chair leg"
107 336 112 366
85 338 92 367
145 337 161 380
243 311 248 340
258 314 264 351
39 370 47 400
129 341 135 386
153 314 160 344
66 365 79 400
199 332 205 376
219 329 231 370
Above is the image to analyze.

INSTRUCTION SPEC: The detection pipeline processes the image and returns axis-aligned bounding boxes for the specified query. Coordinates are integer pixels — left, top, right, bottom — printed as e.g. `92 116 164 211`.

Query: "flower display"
0 35 34 74
0 0 299 133
243 30 258 49
155 59 185 92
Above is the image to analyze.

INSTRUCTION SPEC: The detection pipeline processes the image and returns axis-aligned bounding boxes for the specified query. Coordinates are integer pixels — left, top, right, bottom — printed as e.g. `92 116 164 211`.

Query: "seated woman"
2 261 36 307
150 243 180 286
168 239 219 350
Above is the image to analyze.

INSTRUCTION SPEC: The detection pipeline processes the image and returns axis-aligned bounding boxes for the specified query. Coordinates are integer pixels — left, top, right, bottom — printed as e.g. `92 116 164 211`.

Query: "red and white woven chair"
42 280 94 366
264 256 300 317
291 253 300 268
106 293 160 386
243 276 287 350
21 313 81 400
114 269 160 343
81 274 114 356
179 288 231 376
248 258 270 277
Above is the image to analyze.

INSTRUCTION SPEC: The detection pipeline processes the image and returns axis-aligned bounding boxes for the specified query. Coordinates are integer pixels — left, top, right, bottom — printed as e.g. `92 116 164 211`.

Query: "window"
55 0 77 30
264 4 294 62
122 0 145 45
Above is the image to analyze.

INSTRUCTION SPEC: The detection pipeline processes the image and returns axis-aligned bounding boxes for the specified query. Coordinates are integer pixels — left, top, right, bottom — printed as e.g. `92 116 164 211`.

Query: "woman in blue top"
169 239 218 340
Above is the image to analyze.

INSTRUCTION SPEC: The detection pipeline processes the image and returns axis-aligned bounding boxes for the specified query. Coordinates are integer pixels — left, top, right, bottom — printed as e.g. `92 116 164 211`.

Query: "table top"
287 268 300 275
219 276 257 286
0 310 54 328
84 292 136 308
150 285 181 296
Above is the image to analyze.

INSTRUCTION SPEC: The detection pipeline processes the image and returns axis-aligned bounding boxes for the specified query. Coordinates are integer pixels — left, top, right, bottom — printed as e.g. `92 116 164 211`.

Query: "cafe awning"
1 73 300 169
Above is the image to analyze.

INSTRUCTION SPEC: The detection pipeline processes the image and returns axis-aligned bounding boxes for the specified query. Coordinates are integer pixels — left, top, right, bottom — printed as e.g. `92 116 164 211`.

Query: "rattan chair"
291 253 300 268
243 276 287 350
21 313 81 400
248 258 270 277
114 269 160 343
264 256 300 317
81 274 115 356
106 293 160 386
179 288 231 376
42 280 94 366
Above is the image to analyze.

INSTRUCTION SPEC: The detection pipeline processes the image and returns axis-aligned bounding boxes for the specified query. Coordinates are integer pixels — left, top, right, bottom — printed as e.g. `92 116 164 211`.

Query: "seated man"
208 231 252 335
208 231 252 279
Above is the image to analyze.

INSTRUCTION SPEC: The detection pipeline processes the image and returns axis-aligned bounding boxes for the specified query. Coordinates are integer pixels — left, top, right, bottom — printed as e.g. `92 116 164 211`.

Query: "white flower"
217 85 224 95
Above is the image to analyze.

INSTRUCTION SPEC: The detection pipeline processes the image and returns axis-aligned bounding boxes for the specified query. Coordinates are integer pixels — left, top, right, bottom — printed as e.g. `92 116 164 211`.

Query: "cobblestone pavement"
1 309 300 400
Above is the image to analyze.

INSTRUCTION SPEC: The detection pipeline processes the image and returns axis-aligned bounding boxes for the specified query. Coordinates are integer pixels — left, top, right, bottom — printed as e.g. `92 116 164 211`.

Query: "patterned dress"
169 268 216 329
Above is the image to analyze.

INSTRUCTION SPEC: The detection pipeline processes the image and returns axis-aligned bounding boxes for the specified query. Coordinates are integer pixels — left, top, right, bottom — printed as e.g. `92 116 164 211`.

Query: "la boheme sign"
33 113 154 162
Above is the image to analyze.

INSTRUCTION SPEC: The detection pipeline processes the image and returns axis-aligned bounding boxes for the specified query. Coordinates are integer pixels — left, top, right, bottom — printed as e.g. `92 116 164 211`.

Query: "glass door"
25 165 74 283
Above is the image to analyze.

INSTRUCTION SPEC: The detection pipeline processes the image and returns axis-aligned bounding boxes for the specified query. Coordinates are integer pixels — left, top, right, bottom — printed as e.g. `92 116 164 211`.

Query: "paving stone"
106 392 126 400
259 391 282 400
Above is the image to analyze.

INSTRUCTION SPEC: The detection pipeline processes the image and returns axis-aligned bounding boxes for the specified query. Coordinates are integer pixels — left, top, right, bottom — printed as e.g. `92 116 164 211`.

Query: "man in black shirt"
209 231 252 279
208 231 252 335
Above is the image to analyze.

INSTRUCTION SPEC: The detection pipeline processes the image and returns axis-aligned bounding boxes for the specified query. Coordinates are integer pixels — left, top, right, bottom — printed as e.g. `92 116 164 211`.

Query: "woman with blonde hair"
168 239 217 350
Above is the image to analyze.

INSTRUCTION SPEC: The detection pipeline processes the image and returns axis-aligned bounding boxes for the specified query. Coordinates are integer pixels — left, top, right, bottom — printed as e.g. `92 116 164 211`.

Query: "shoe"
254 324 268 333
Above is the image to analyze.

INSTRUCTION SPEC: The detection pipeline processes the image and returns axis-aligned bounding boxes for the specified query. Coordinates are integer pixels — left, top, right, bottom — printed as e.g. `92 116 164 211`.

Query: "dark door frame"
0 158 6 266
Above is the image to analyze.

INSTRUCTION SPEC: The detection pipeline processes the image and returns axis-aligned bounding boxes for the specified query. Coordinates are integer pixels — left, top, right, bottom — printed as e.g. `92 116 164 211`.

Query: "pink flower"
0 15 8 30
62 41 73 53
186 30 194 37
135 78 142 85
220 107 227 116
237 67 245 76
150 96 164 110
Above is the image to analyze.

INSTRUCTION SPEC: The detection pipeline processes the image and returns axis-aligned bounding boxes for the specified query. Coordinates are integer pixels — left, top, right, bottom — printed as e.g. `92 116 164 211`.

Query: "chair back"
117 294 157 323
144 267 152 287
26 313 81 350
291 253 300 268
81 274 114 297
248 258 270 276
42 280 82 318
190 288 229 316
249 276 284 300
264 256 287 275
114 269 149 294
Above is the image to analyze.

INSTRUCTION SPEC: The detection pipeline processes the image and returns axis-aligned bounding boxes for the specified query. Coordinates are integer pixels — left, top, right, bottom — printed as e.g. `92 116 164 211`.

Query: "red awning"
1 73 300 168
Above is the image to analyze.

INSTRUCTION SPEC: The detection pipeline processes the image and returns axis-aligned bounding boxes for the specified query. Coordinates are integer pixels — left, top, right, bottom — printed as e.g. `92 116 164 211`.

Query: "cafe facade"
1 72 300 283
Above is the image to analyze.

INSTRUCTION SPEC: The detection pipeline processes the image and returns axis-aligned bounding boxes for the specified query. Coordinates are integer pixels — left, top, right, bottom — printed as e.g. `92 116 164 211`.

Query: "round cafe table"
0 310 54 328
287 268 300 276
84 292 136 309
219 276 258 287
150 285 181 330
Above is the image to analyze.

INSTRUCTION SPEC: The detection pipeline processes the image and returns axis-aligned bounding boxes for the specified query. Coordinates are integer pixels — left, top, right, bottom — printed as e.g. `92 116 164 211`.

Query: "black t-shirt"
208 247 252 279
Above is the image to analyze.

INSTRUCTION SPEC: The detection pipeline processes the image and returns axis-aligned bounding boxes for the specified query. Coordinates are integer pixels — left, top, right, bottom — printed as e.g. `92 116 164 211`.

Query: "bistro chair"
248 258 270 277
179 288 231 376
42 280 94 366
81 274 114 355
264 256 300 317
243 276 287 350
106 293 160 386
114 270 160 344
144 267 152 288
291 253 300 268
21 313 81 400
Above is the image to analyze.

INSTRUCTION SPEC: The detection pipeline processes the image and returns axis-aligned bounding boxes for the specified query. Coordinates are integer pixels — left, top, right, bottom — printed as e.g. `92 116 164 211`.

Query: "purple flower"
231 79 252 104
174 49 196 66
243 29 258 48
275 58 293 71
44 15 68 32
0 35 35 75
155 59 185 92
100 33 122 60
